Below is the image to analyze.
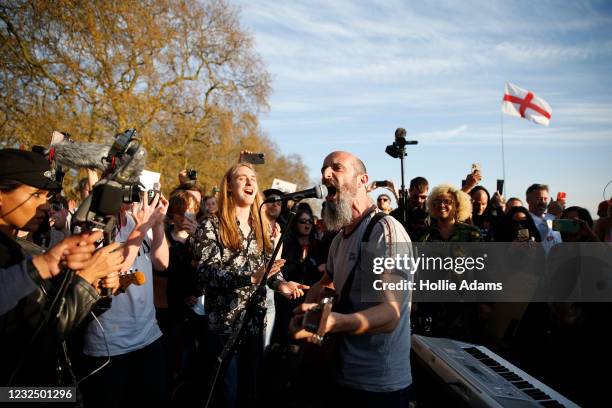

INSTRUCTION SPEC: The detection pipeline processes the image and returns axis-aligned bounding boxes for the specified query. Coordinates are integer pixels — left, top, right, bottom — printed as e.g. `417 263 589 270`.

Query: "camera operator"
0 149 122 387
81 189 169 408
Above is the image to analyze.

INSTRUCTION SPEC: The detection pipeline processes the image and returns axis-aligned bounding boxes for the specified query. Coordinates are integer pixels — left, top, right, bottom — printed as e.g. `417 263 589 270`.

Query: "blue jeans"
204 331 263 408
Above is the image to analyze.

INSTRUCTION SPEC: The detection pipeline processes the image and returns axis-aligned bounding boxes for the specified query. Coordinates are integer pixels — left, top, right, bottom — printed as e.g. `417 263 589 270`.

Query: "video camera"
385 128 417 159
71 129 147 231
384 128 418 226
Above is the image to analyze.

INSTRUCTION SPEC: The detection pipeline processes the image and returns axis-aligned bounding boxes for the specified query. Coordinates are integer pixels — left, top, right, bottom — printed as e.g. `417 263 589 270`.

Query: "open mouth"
244 188 254 196
325 185 337 201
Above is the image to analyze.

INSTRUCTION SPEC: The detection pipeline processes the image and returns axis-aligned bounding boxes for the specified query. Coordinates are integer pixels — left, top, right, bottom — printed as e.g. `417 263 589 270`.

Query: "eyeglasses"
298 219 313 225
378 198 389 202
433 198 453 206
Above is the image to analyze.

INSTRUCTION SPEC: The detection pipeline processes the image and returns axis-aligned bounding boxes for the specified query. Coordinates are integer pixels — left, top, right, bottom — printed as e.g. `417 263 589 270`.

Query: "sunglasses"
298 219 313 225
378 198 389 202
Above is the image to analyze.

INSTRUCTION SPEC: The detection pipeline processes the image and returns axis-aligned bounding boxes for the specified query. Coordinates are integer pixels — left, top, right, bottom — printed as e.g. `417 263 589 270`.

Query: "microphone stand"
203 202 300 408
398 145 408 227
385 130 417 227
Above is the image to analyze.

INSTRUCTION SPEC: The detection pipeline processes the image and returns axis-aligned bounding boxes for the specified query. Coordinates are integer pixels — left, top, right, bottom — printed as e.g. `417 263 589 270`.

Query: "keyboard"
412 334 580 408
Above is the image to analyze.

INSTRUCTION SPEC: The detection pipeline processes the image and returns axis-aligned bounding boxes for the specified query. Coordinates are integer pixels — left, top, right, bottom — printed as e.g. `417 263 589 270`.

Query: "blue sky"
235 0 612 216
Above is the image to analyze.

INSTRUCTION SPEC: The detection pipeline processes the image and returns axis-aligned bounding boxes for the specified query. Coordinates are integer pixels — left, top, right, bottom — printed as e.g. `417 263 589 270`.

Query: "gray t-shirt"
84 215 162 356
327 209 413 392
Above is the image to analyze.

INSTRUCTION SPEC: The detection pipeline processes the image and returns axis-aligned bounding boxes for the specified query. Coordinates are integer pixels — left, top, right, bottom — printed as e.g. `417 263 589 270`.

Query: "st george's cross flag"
501 82 552 126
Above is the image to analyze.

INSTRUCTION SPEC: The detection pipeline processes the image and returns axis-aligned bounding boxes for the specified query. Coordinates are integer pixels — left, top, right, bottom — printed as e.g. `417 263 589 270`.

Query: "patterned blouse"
190 216 283 335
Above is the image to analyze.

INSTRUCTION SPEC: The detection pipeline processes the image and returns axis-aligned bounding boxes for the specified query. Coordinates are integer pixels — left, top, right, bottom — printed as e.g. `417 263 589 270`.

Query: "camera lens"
121 185 142 203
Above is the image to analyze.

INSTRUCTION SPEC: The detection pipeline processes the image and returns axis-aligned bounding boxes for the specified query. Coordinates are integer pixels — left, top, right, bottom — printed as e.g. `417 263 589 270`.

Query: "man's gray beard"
323 193 354 231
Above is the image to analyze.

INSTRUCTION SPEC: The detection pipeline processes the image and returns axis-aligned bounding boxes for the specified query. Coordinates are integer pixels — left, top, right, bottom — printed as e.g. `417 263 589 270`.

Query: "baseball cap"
0 149 62 191
263 188 283 198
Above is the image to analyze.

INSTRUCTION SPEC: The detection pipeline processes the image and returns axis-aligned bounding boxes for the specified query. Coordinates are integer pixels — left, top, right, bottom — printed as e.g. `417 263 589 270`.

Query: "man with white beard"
291 151 413 407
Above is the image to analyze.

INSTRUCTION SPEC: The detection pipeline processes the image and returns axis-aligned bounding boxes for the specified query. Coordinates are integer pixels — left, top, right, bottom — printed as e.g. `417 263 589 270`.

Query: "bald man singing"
291 151 413 407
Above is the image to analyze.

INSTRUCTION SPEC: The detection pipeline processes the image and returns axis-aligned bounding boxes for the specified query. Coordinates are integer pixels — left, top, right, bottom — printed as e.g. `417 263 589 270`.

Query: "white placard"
140 169 161 190
271 178 297 193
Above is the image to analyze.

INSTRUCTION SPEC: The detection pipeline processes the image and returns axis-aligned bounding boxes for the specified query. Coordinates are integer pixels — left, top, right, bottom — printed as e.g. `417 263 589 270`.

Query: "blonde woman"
419 183 481 242
190 162 305 407
415 183 484 342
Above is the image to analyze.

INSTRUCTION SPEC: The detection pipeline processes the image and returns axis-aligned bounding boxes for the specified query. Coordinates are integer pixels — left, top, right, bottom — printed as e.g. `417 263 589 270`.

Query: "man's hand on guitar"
277 281 309 300
289 302 341 343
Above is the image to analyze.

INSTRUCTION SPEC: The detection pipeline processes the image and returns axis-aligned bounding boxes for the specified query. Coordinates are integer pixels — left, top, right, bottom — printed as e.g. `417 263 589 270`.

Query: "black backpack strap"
362 212 388 244
336 212 388 313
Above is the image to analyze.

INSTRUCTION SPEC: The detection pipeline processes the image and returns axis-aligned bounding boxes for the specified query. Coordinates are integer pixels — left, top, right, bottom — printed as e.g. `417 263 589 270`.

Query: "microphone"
263 185 328 203
48 140 146 184
395 128 407 140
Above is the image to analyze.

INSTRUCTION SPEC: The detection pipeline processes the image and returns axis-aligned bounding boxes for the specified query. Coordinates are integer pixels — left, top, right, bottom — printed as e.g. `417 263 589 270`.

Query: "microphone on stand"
262 185 328 204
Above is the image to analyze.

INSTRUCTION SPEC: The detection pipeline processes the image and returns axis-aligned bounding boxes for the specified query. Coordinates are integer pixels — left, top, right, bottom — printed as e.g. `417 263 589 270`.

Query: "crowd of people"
1 143 611 407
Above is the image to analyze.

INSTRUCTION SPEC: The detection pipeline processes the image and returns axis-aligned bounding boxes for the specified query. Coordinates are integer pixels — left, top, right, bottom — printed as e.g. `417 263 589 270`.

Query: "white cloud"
236 0 612 155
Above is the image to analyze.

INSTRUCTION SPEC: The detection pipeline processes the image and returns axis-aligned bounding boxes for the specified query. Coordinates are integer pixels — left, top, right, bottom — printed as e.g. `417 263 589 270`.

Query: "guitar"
262 286 337 407
297 286 339 372
117 270 146 292
302 286 337 345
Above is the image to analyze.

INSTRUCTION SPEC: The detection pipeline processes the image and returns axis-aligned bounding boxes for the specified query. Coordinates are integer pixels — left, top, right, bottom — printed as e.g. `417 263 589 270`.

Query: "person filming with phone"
81 188 170 407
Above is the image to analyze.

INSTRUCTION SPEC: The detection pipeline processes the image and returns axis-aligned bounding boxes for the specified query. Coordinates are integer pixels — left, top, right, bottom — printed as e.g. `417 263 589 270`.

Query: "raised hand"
463 171 482 192
131 191 168 228
178 169 189 185
150 193 169 227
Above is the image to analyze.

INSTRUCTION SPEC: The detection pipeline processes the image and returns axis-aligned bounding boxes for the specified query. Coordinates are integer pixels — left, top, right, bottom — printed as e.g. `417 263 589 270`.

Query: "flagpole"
500 111 506 193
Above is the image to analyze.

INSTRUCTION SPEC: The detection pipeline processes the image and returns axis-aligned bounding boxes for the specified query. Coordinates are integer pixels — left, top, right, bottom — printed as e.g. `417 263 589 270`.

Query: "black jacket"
0 230 100 386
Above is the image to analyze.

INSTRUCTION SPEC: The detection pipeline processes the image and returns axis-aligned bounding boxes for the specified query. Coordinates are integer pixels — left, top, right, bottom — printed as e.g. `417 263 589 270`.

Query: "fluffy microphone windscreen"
50 142 111 172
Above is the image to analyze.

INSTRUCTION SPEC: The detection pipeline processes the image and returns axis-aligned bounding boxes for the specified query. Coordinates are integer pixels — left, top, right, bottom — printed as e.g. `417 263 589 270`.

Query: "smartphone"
242 152 265 165
497 179 504 194
147 190 159 205
557 192 567 202
552 219 580 234
471 163 481 174
374 180 388 188
187 169 197 180
461 179 467 188
184 211 196 222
